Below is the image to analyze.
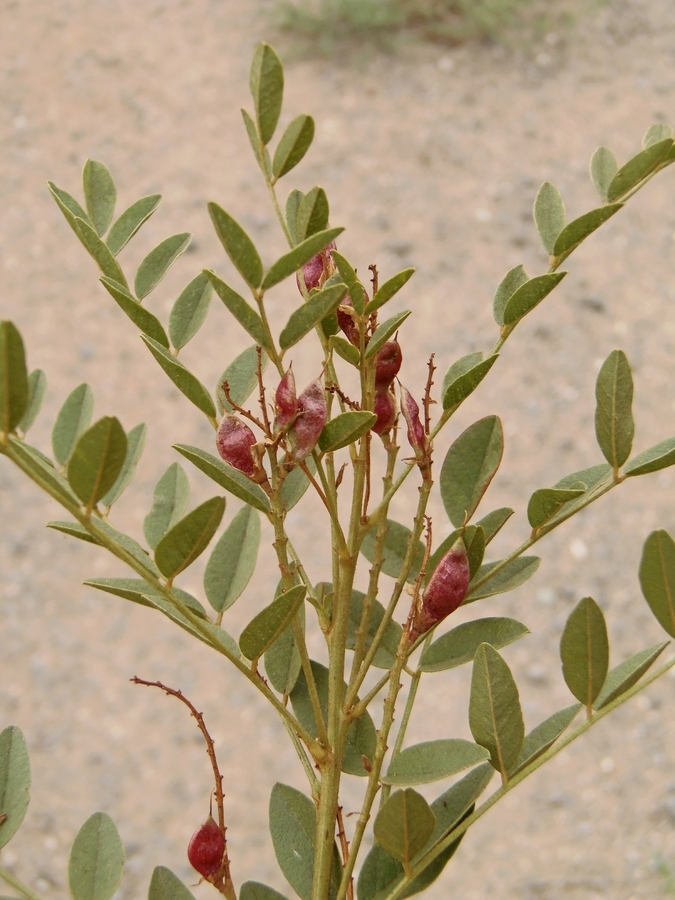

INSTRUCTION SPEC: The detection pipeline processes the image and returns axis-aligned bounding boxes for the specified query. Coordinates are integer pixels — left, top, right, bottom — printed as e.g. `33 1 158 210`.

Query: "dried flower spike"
411 537 470 641
187 814 225 879
290 379 327 460
216 414 257 478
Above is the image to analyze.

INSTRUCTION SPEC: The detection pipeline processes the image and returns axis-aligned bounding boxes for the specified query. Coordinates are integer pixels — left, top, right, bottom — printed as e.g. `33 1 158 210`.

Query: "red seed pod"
411 538 470 641
216 414 257 478
296 241 337 294
336 296 359 346
375 340 402 388
400 385 427 458
275 368 297 429
290 379 327 460
372 388 397 436
187 814 225 879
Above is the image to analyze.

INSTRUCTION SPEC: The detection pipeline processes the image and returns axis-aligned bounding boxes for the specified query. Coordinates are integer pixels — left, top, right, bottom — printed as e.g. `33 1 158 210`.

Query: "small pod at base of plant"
216 414 258 478
410 537 470 641
375 339 402 388
372 388 397 436
296 241 337 293
275 367 297 429
289 379 327 460
187 814 225 879
400 385 427 460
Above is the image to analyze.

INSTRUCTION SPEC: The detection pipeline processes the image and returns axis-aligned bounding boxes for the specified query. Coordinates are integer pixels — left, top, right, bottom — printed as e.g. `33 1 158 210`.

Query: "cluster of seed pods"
187 814 226 880
410 537 470 642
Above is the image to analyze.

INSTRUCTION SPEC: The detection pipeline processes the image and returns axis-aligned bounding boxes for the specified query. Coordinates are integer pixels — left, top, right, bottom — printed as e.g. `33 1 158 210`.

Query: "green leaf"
509 704 581 776
99 277 170 347
420 617 530 673
296 187 329 242
589 147 618 202
0 726 30 849
68 812 125 900
475 507 513 544
542 463 613 530
142 335 216 418
560 596 609 706
527 486 586 530
134 233 191 300
639 530 675 638
365 268 415 314
262 227 344 291
47 181 91 231
250 42 284 145
440 416 503 527
290 660 376 776
469 643 524 776
149 866 197 900
373 790 435 872
280 283 347 350
595 642 669 709
346 591 402 669
552 204 623 263
0 321 29 434
155 496 225 580
169 274 213 349
7 437 79 505
269 783 340 900
383 740 488 786
73 217 128 287
272 115 315 179
240 883 290 900
18 369 47 434
101 422 147 507
330 335 360 366
67 417 128 510
82 159 116 237
319 411 377 453
643 123 673 148
595 348 634 469
465 556 540 604
493 264 528 327
442 353 498 410
285 189 303 244
216 345 268 416
208 203 263 290
242 108 268 176
365 311 411 359
280 457 316 511
84 577 207 619
624 436 675 476
502 272 567 326
240 585 306 661
94 519 161 577
204 506 260 612
265 603 305 694
47 520 102 545
607 137 674 202
360 519 425 583
331 251 367 313
106 194 161 256
173 444 270 513
533 181 565 254
205 270 270 349
143 462 190 550
52 383 95 465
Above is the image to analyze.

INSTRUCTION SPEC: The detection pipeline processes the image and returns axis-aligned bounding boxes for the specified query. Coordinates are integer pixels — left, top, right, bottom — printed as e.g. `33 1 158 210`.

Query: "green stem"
381 654 675 900
380 655 426 808
0 866 45 900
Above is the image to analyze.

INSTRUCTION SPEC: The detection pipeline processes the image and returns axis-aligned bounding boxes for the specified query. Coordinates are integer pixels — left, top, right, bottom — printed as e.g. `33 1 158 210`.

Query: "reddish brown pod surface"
375 340 402 388
275 368 297 429
400 386 426 458
290 379 327 460
336 295 359 346
297 241 337 293
216 414 257 478
187 814 225 879
411 538 470 641
372 389 397 435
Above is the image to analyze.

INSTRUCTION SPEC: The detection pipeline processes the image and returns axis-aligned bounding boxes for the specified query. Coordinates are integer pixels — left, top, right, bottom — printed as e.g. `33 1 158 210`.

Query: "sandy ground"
2 1 675 898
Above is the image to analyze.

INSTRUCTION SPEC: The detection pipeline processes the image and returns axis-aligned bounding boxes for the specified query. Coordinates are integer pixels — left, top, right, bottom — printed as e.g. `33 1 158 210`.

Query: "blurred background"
1 1 675 898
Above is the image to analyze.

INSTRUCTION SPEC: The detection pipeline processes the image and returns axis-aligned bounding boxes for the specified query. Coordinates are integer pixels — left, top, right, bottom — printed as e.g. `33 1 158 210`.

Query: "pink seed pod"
216 414 257 478
411 538 470 641
400 385 427 458
296 241 337 294
372 389 397 436
187 814 225 879
375 340 402 388
290 379 327 460
275 367 298 429
336 295 359 346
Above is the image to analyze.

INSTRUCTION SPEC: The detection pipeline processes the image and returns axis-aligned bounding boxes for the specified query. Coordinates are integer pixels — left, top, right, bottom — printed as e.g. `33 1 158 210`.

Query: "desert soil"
2 1 675 899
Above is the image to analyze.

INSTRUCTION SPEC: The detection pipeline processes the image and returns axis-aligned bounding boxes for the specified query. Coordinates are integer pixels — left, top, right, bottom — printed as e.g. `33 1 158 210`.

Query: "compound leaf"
169 273 213 349
106 194 161 256
204 506 261 613
134 233 191 300
82 159 116 237
560 596 609 706
155 496 225 580
67 416 128 510
440 416 503 527
469 643 524 777
143 462 191 550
